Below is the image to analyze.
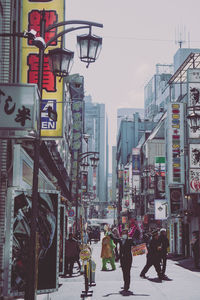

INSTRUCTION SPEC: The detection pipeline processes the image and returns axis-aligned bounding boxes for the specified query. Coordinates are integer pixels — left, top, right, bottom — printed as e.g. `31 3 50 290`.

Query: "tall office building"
116 112 156 167
84 95 108 212
144 64 174 121
117 108 144 132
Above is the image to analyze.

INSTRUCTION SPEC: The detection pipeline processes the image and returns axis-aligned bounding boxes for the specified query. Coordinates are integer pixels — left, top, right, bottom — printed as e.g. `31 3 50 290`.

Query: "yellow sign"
132 243 147 256
21 0 65 137
80 246 91 261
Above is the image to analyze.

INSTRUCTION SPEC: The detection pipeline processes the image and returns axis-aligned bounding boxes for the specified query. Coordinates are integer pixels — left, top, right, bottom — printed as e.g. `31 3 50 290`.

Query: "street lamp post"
0 15 102 300
21 13 102 300
77 151 99 233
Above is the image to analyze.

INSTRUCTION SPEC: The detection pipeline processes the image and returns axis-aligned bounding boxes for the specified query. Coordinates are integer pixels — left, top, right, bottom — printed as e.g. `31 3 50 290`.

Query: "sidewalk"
168 254 200 273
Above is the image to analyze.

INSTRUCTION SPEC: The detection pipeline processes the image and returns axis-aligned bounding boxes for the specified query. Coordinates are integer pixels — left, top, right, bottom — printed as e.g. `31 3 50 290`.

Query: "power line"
103 35 174 42
103 35 200 43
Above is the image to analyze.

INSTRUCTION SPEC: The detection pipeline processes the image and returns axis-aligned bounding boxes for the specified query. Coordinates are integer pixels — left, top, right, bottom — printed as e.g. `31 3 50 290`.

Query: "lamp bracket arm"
78 151 99 161
46 20 103 32
0 32 25 37
45 25 89 48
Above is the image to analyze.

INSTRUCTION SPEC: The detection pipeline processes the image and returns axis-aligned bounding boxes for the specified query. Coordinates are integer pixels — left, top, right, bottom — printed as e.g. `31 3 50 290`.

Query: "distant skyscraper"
84 95 108 206
144 64 173 121
116 113 157 167
117 108 144 132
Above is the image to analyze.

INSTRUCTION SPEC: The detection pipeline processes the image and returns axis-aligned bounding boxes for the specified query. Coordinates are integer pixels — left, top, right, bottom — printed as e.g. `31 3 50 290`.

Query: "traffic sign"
68 209 75 217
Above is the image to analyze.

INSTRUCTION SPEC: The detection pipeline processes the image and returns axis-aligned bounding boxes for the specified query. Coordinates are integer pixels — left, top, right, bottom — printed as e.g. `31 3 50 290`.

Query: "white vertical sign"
154 199 168 220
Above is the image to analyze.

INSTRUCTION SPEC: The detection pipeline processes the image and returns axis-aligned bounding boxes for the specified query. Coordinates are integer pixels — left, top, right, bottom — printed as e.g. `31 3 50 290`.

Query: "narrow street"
37 234 200 300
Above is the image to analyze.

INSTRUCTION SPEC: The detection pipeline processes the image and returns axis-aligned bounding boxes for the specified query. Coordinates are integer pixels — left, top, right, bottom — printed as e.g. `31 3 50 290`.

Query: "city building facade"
84 95 108 217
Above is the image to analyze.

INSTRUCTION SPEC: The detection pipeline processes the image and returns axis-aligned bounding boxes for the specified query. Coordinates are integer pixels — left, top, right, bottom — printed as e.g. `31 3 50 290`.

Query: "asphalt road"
36 233 200 300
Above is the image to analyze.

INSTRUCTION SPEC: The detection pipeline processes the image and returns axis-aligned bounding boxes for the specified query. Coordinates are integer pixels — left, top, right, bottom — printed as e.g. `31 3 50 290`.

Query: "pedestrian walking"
191 231 200 268
140 230 162 281
111 228 136 293
158 228 169 278
117 229 136 293
101 232 116 271
64 233 80 277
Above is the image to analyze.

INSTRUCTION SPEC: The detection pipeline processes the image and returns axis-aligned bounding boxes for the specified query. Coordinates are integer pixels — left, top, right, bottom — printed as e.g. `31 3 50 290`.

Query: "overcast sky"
66 0 200 171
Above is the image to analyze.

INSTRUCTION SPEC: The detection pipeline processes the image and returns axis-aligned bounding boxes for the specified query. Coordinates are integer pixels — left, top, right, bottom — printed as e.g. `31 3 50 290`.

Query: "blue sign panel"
41 99 57 130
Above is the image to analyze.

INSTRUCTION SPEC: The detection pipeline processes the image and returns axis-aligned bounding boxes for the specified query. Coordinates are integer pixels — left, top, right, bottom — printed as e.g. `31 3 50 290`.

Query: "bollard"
89 259 96 287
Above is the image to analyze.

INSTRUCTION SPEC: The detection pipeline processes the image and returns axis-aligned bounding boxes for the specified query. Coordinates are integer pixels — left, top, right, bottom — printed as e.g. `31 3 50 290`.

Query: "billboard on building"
123 169 129 195
189 144 200 168
4 188 60 297
155 156 165 173
189 169 200 193
70 84 84 201
166 102 185 185
187 69 200 192
21 0 65 137
0 84 39 133
187 69 200 138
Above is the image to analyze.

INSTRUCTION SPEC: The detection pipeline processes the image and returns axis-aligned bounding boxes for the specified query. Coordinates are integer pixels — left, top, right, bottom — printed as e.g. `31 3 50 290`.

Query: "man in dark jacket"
140 230 162 280
158 228 169 278
64 233 80 277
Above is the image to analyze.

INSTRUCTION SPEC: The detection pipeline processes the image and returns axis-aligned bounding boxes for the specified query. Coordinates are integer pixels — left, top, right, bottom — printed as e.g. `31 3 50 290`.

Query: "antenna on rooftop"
188 31 190 48
175 25 186 48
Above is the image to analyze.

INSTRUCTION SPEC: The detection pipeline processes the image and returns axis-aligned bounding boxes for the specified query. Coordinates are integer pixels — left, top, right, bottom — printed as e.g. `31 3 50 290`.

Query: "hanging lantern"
90 154 99 168
187 110 200 132
48 48 74 78
77 33 102 67
80 161 90 172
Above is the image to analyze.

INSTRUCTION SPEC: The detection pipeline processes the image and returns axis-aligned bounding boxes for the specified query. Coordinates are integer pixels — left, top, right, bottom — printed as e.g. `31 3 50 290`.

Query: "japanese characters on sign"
166 102 184 185
187 69 200 193
0 84 39 132
189 144 200 193
21 0 64 138
71 99 83 201
187 69 200 138
189 169 200 193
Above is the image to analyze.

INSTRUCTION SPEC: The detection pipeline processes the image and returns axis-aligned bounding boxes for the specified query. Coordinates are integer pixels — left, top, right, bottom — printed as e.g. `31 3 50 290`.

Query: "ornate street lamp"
80 160 90 172
77 31 102 67
187 108 200 132
76 151 99 232
25 16 103 300
48 48 74 78
90 153 99 168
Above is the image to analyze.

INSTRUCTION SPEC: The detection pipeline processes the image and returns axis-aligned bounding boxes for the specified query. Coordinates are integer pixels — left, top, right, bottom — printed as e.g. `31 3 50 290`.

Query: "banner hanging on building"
187 69 200 138
166 102 185 185
21 0 65 138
